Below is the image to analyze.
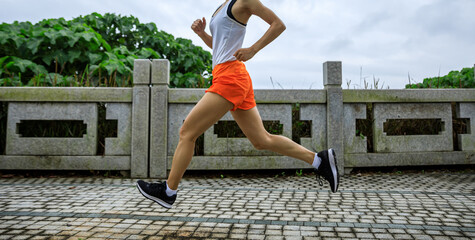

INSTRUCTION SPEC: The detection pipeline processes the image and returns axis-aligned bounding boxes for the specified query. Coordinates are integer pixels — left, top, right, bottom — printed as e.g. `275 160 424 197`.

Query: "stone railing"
0 60 474 178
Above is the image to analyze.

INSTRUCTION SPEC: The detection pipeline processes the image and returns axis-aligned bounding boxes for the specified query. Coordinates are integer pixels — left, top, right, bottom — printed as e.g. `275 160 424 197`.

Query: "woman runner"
137 0 339 209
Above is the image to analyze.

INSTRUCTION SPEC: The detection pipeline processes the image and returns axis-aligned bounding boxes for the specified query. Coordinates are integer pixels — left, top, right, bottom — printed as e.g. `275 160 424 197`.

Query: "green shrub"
0 12 212 88
406 67 474 89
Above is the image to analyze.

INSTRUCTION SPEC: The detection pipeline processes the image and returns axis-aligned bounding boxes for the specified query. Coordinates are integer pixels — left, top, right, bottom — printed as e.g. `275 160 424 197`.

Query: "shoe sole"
136 182 172 209
328 148 339 193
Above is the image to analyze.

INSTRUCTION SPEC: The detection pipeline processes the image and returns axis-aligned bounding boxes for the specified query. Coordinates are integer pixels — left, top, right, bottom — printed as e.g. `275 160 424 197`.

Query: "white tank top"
209 0 247 68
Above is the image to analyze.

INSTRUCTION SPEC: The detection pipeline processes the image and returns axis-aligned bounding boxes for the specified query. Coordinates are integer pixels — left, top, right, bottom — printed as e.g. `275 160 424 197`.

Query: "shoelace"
315 170 324 186
317 175 324 186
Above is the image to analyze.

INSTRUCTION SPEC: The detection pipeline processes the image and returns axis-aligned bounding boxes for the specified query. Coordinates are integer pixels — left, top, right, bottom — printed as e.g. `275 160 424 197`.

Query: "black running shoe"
136 180 176 209
314 149 339 193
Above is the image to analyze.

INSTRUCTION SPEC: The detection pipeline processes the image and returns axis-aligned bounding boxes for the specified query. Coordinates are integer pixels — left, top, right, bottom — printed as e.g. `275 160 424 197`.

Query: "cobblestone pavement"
0 172 474 239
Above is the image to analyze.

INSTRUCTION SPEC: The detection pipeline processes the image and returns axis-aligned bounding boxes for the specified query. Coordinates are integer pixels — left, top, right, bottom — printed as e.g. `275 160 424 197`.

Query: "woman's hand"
191 17 212 49
191 17 207 35
234 47 257 62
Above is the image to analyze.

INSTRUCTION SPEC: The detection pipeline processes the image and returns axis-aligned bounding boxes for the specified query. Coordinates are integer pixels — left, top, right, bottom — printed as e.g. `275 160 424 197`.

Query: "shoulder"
240 0 262 7
239 0 265 12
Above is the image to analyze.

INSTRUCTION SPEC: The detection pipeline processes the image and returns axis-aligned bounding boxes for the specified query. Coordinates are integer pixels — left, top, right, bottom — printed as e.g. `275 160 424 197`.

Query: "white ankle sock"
165 182 177 197
312 153 322 169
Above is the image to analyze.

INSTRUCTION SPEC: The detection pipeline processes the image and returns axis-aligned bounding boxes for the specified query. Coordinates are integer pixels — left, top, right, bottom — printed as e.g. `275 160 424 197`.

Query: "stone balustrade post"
131 59 151 178
150 59 170 178
323 61 344 175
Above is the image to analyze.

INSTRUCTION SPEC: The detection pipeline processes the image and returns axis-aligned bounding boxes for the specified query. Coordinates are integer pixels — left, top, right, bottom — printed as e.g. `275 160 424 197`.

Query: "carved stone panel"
167 104 194 155
6 102 97 155
204 104 292 156
373 103 453 152
105 103 132 155
456 103 475 151
300 104 327 152
344 104 367 153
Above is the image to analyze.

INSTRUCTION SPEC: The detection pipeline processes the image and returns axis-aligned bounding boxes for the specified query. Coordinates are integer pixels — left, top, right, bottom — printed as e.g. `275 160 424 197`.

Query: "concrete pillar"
323 61 344 176
131 59 151 178
456 103 475 151
150 59 170 178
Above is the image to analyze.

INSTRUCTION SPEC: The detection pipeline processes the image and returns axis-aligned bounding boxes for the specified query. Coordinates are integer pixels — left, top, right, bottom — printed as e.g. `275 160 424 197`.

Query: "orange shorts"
206 60 256 111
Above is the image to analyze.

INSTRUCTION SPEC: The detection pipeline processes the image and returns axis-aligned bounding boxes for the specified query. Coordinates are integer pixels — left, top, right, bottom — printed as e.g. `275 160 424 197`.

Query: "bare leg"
167 92 233 189
231 107 315 164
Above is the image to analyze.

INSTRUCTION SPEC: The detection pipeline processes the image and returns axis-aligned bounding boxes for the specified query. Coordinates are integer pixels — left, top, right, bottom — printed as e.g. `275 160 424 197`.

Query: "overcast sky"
1 0 474 89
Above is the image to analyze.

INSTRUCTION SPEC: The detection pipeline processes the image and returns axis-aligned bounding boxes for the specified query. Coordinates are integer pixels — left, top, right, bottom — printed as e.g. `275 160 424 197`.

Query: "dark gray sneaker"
136 180 176 209
314 149 339 193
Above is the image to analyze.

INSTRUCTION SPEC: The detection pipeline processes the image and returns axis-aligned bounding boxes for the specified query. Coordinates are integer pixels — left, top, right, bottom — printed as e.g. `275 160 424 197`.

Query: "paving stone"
393 234 413 239
388 228 407 234
265 236 285 240
229 233 247 239
412 235 434 240
431 236 451 240
337 232 356 238
0 173 473 239
371 228 389 233
109 233 131 239
356 232 376 238
265 230 282 235
247 235 265 240
375 233 395 239
211 233 229 238
11 236 30 240
319 231 337 237
30 237 49 240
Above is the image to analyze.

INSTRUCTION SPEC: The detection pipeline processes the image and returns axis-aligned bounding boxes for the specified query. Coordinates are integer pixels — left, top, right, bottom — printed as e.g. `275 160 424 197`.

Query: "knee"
179 125 198 143
252 142 267 150
251 134 271 150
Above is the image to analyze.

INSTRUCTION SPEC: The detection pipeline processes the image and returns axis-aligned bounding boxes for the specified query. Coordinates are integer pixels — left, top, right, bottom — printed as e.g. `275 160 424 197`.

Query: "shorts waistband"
212 60 243 75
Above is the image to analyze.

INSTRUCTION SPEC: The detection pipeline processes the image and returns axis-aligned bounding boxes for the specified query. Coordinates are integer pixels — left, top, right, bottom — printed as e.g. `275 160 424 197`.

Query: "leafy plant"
406 67 474 89
274 171 286 178
355 129 365 139
0 12 212 88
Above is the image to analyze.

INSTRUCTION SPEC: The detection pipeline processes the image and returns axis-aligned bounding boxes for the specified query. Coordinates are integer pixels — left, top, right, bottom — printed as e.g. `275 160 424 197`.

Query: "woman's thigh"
180 92 233 140
230 107 270 145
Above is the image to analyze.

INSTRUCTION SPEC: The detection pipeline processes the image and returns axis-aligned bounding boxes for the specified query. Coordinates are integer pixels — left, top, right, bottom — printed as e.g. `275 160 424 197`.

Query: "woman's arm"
234 0 286 62
191 17 213 49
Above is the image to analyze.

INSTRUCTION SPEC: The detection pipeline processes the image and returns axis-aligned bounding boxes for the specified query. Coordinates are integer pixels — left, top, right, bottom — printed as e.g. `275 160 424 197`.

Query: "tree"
0 12 212 88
